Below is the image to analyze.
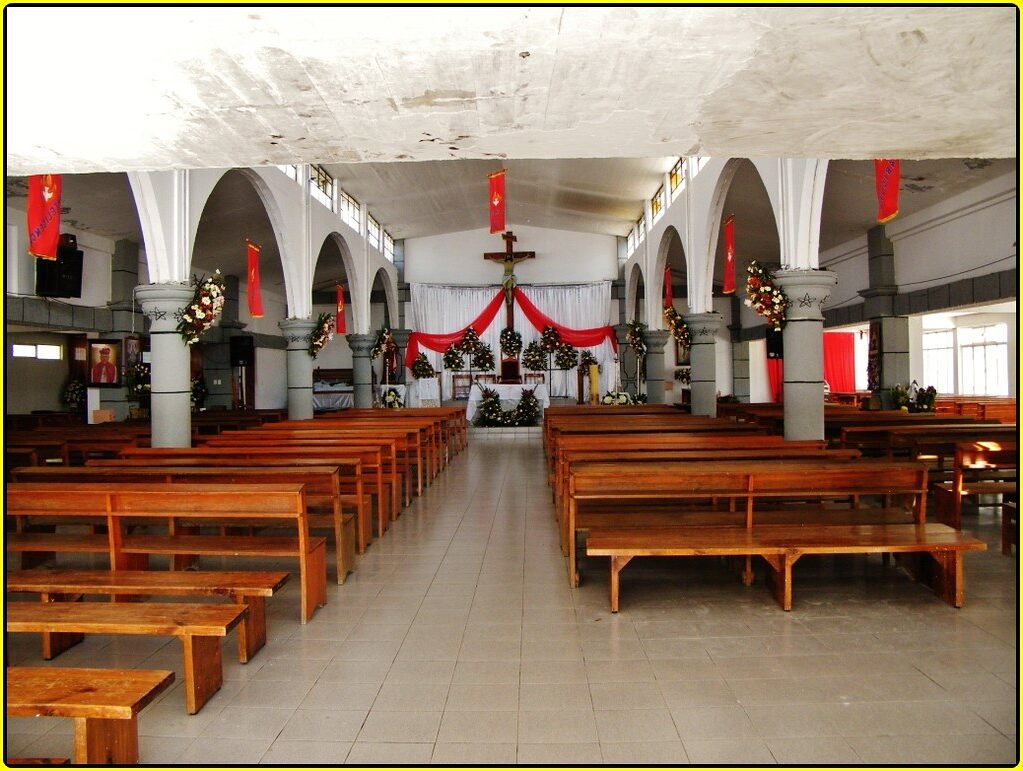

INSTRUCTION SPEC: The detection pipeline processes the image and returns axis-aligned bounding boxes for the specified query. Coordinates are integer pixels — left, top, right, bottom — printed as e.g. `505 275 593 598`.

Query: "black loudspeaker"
229 336 255 367
35 243 83 298
766 328 784 359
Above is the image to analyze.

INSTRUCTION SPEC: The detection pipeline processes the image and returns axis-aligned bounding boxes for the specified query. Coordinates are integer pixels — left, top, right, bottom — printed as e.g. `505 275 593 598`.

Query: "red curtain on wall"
512 288 618 351
404 290 506 367
823 332 856 393
766 359 784 402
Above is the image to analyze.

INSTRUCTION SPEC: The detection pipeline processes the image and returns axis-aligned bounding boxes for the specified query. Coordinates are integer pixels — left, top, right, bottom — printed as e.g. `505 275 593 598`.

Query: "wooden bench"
932 441 1018 529
587 523 987 612
7 569 288 663
565 458 932 589
12 464 356 584
6 483 326 623
7 602 246 713
7 667 174 764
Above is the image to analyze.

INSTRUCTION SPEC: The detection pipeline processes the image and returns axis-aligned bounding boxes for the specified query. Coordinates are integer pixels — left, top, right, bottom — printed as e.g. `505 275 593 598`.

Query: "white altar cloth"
312 390 353 411
466 382 550 421
408 378 440 407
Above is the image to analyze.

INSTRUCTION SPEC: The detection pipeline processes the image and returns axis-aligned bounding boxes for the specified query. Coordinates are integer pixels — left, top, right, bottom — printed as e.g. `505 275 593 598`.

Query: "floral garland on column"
626 319 648 356
177 271 226 345
745 261 788 330
662 306 691 349
309 313 335 358
370 327 393 359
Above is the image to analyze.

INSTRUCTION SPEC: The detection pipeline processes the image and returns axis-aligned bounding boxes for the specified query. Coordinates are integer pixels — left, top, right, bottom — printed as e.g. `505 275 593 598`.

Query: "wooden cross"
484 230 535 327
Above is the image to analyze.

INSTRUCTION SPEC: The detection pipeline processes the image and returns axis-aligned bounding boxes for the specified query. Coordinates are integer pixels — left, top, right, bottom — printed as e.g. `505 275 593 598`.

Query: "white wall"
820 237 869 311
6 332 73 413
404 224 618 285
254 347 287 409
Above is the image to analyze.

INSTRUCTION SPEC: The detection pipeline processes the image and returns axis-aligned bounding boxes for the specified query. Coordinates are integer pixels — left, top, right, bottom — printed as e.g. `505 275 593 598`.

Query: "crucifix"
484 230 535 328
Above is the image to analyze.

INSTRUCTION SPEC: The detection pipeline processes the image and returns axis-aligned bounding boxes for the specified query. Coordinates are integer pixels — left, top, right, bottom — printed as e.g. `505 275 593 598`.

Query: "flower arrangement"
411 353 436 379
474 386 541 427
62 378 86 407
891 381 937 413
522 341 546 372
177 271 226 345
539 325 562 353
554 343 578 370
471 342 496 372
127 362 151 401
674 367 691 385
499 327 523 357
745 261 788 330
190 376 208 406
443 344 465 370
578 350 599 371
381 386 404 408
626 319 647 356
459 326 482 353
370 325 392 359
662 305 691 349
601 390 634 405
309 313 335 358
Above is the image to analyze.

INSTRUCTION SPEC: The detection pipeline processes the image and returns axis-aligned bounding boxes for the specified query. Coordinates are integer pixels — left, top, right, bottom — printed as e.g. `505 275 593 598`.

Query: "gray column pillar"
279 318 317 421
859 226 910 394
347 333 376 408
135 283 194 447
391 328 412 385
774 270 838 440
643 330 671 404
732 340 752 402
683 312 722 417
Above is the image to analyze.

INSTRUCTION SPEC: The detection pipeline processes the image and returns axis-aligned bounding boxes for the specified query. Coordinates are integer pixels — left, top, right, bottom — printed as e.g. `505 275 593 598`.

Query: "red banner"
27 174 62 260
722 215 736 294
663 264 673 308
336 283 347 334
489 169 506 233
512 288 618 351
874 159 900 223
246 241 264 318
404 290 506 368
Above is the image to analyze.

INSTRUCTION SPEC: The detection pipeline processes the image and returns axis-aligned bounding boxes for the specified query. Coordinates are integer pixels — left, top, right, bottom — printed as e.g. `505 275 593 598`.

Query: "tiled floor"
6 434 1019 766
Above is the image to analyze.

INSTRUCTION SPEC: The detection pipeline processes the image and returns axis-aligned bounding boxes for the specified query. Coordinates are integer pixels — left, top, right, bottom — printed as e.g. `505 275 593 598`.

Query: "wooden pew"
7 667 174 764
322 407 469 463
7 602 246 713
838 421 1008 457
932 441 1018 529
6 483 326 623
564 458 933 590
7 569 288 663
118 445 385 547
14 464 356 583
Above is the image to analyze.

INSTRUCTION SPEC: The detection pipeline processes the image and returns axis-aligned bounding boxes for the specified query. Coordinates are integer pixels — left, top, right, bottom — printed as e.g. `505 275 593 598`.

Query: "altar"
466 382 550 421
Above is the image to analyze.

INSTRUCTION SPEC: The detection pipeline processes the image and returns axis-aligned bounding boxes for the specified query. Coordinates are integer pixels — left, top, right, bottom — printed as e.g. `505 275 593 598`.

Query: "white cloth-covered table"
408 378 440 407
466 382 550 421
312 390 353 411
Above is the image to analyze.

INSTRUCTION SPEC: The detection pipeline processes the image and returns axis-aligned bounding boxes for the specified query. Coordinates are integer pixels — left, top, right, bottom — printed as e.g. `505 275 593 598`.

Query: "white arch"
625 261 645 323
651 224 687 327
371 266 400 329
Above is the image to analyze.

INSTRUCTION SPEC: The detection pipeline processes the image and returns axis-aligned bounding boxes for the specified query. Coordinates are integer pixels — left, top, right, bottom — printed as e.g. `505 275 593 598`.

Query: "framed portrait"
123 334 142 364
87 339 122 387
676 341 690 366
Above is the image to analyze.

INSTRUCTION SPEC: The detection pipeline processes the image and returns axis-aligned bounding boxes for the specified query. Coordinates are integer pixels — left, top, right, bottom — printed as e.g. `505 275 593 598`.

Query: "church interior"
3 7 1018 766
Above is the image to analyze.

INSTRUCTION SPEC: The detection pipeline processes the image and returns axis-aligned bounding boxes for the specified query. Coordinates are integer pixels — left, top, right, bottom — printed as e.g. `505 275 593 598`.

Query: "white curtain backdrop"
411 281 618 400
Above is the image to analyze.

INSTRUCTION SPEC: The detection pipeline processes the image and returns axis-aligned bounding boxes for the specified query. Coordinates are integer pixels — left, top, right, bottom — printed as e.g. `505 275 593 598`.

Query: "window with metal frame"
959 324 1008 395
338 189 361 231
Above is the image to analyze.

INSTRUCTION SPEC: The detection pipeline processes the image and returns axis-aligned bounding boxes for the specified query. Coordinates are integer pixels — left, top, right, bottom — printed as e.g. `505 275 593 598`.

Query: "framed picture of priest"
87 339 122 387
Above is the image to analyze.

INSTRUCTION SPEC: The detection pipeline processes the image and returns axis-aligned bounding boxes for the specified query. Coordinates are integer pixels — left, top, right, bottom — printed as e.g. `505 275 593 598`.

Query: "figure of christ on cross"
484 230 535 328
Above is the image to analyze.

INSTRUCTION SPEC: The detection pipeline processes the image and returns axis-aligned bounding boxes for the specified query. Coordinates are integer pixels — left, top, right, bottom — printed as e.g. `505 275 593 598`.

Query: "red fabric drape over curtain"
512 288 618 351
766 359 784 403
404 290 506 368
823 332 856 393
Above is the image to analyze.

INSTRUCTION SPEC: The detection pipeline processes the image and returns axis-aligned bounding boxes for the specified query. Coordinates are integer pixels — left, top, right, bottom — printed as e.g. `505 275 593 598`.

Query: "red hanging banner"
335 282 347 334
27 174 62 260
489 169 506 234
246 241 264 318
722 215 736 294
874 159 900 223
663 264 673 308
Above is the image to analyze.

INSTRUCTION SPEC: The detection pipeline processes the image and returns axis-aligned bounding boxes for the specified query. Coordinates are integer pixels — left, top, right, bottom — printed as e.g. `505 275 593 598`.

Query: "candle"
588 364 599 405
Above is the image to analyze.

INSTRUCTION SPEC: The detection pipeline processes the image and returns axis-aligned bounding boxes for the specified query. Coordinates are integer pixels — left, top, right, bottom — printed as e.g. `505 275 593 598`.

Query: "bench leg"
38 593 85 660
230 594 266 663
928 551 966 608
300 541 328 624
763 552 798 611
339 515 357 584
73 716 139 764
180 634 224 714
608 556 633 613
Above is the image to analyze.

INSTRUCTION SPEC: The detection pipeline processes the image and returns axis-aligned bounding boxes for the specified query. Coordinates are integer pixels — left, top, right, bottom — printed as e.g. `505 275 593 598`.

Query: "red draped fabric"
823 332 856 393
404 290 506 367
512 288 618 351
766 359 784 403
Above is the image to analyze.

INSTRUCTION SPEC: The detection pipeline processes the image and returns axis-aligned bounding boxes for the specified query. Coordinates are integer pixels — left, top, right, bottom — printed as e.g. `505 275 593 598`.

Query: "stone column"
859 227 910 396
279 318 317 421
613 323 636 395
773 269 838 440
731 339 752 403
391 328 412 385
347 333 376 408
643 330 672 404
135 283 194 447
683 312 722 416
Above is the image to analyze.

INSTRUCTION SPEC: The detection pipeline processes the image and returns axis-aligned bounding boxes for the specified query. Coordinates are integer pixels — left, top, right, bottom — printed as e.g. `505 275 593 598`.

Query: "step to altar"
467 425 543 441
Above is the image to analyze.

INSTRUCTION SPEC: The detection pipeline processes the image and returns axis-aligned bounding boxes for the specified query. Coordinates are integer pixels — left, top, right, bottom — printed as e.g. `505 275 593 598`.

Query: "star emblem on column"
797 293 814 308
